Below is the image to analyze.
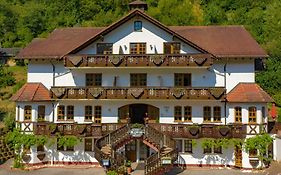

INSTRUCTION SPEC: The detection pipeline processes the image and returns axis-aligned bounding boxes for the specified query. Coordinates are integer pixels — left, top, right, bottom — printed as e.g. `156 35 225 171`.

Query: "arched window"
24 105 32 121
234 107 242 123
248 107 256 123
203 106 211 122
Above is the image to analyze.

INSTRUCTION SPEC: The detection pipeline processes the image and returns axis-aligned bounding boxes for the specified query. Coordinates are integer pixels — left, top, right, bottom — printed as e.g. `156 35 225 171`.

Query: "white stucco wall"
26 139 97 164
78 17 199 55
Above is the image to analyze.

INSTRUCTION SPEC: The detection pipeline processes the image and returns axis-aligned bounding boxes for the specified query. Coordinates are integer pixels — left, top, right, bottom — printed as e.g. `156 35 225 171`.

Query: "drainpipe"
224 62 227 125
50 60 55 166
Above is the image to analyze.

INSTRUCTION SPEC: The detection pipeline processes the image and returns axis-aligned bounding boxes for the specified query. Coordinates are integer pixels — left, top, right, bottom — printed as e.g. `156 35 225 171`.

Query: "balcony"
33 122 268 139
33 122 125 137
64 54 213 68
148 123 247 139
50 86 226 100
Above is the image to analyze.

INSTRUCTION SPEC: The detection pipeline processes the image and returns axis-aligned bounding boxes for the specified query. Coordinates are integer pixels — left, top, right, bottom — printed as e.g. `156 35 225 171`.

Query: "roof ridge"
31 83 41 101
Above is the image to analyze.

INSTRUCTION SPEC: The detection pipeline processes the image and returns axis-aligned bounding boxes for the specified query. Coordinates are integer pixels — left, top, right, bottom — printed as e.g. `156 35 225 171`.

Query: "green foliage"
131 123 144 128
3 111 15 131
57 135 80 148
244 134 274 165
0 65 16 88
125 160 131 167
201 138 215 149
107 170 118 175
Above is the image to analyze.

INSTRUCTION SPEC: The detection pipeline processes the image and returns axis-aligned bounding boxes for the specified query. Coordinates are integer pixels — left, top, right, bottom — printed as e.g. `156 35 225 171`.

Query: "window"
174 106 182 122
176 139 183 152
24 105 32 121
214 145 222 154
203 106 211 122
94 106 102 123
184 140 192 153
248 106 256 123
57 105 65 120
66 145 74 151
262 107 266 123
57 138 64 151
130 43 146 54
130 73 147 86
85 106 92 121
37 145 44 152
38 105 45 121
164 42 181 54
203 147 212 154
86 73 102 86
249 149 257 157
67 106 74 120
213 106 221 122
184 106 192 122
134 21 142 31
97 43 113 54
174 73 191 87
85 138 93 152
235 107 242 123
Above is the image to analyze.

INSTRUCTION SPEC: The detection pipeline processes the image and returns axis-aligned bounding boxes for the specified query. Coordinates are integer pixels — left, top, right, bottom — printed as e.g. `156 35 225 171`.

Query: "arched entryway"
118 104 159 124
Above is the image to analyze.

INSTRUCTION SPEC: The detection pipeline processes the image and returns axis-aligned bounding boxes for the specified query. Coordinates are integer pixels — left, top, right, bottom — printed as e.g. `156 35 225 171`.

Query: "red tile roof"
16 9 267 59
17 27 103 59
170 26 267 58
227 83 273 103
10 83 51 102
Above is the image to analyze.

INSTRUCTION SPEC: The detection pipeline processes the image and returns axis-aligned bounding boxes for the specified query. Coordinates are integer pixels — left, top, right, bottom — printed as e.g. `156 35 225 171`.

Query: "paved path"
1 160 280 175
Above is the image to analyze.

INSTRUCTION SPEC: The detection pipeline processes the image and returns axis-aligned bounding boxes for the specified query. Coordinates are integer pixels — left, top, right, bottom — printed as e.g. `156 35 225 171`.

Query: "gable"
71 9 207 55
77 16 201 55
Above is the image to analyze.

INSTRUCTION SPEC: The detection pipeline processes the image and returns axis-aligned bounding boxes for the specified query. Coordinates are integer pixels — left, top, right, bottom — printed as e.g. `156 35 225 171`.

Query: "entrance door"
235 146 242 168
129 104 148 124
126 140 137 162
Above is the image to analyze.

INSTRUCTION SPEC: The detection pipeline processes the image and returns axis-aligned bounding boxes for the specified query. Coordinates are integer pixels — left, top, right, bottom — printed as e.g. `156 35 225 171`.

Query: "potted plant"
126 160 132 174
130 123 144 137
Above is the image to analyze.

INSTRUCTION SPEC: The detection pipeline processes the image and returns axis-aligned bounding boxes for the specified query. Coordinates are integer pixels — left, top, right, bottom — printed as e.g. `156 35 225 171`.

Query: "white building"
12 1 274 173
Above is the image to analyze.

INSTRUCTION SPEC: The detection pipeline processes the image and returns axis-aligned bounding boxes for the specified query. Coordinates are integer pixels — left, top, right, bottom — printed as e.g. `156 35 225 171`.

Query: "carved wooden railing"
144 125 177 175
149 123 248 139
33 122 124 137
94 124 128 171
64 53 213 68
32 122 268 138
50 86 226 100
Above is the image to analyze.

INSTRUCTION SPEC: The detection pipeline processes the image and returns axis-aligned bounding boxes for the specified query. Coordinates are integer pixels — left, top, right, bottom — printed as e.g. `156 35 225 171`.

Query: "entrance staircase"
94 124 181 175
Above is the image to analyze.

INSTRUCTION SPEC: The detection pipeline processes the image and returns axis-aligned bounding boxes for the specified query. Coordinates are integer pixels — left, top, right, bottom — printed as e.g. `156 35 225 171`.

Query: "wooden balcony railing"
33 122 124 137
64 54 213 68
50 86 226 100
148 123 248 139
28 122 267 138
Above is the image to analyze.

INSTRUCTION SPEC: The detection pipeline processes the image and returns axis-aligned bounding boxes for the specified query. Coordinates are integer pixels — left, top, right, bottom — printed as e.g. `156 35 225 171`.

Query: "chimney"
129 0 148 11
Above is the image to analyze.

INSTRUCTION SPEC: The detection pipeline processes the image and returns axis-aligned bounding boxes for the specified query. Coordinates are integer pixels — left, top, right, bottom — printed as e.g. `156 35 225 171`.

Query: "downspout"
50 60 55 122
224 61 227 125
50 60 55 166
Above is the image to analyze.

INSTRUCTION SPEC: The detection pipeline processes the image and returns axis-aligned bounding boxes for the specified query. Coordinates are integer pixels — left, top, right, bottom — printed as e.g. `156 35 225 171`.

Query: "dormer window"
134 21 142 31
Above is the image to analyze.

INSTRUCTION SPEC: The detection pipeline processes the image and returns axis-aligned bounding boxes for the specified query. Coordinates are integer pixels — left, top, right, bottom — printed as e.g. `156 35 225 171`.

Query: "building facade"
12 2 273 173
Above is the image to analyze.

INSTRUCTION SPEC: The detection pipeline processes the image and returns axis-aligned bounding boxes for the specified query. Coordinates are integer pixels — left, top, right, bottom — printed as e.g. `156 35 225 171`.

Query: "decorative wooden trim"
50 86 226 100
64 54 213 68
